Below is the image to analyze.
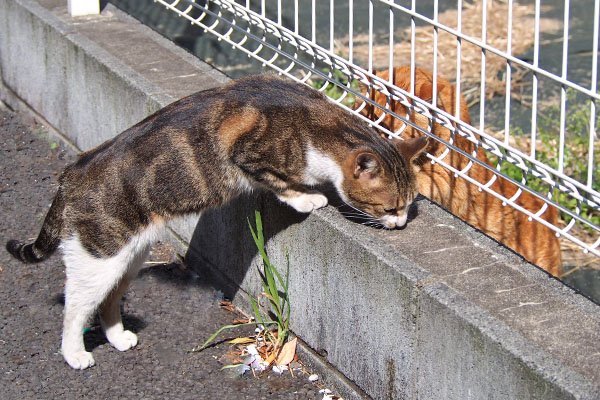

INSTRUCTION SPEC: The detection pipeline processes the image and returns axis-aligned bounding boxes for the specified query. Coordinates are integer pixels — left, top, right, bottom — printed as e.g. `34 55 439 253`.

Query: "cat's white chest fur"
303 144 344 190
271 144 344 214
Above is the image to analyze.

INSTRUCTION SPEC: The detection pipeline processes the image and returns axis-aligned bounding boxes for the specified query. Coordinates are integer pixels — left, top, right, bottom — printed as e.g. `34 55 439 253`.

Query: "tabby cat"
6 74 427 369
357 66 562 276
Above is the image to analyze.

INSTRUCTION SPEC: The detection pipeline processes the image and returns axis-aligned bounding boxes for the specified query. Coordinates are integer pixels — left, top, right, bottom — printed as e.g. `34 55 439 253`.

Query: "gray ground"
0 109 326 399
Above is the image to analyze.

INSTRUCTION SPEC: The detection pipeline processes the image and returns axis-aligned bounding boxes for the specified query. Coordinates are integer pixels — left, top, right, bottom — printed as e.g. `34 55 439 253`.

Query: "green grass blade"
263 261 281 310
260 291 283 323
248 212 273 277
247 217 260 250
196 322 260 351
254 210 264 247
220 363 246 371
285 250 290 292
250 211 282 312
197 320 281 352
268 261 287 293
249 295 264 325
247 210 292 345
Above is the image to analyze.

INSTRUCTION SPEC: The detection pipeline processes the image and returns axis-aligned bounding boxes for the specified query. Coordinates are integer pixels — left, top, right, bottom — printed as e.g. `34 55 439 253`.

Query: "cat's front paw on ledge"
280 192 328 213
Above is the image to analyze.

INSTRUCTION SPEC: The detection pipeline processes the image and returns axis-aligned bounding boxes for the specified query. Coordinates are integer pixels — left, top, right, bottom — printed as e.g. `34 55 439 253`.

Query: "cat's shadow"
184 187 422 299
82 314 147 352
184 191 308 299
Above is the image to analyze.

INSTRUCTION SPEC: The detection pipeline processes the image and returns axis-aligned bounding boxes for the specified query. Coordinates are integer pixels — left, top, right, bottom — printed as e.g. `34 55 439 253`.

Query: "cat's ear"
353 151 381 179
394 136 428 164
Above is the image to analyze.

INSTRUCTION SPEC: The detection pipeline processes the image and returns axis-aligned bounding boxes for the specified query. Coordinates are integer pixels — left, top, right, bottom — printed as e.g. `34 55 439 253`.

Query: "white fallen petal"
272 365 288 374
319 389 332 394
251 360 265 372
308 374 319 382
246 344 258 356
248 355 265 372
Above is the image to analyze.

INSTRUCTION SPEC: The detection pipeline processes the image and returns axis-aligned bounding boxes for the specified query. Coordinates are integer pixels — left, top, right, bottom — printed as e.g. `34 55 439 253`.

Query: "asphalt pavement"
0 108 329 399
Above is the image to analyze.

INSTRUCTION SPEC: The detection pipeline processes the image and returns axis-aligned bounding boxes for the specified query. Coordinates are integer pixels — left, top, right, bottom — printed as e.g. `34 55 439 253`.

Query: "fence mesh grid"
152 0 599 265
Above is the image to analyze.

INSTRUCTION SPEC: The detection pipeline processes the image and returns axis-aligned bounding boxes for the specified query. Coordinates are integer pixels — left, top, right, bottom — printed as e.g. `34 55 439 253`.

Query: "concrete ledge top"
37 0 229 102
315 196 600 388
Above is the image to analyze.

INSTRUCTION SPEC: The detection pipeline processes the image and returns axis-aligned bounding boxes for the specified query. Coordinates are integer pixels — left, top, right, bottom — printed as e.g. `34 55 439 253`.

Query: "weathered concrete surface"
0 0 227 151
188 192 600 400
1 0 600 399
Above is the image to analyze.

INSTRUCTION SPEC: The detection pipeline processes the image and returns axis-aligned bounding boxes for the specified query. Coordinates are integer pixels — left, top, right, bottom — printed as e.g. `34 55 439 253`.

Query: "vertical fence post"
68 0 100 17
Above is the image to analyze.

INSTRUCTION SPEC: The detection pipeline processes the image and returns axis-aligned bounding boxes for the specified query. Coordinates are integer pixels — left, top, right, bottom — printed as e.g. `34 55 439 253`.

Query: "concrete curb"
1 0 599 398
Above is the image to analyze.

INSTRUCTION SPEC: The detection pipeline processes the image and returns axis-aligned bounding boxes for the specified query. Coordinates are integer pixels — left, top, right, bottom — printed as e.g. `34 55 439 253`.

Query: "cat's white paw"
108 330 138 352
283 193 328 213
64 350 96 370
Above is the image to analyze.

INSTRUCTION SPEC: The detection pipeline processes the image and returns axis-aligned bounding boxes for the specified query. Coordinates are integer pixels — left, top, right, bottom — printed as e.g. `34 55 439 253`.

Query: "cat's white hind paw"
108 330 138 352
64 350 96 370
281 193 328 213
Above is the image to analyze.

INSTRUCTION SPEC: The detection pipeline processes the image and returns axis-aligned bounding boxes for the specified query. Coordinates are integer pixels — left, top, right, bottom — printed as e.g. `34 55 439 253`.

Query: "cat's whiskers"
352 206 389 227
339 210 369 219
362 220 385 229
338 204 384 229
339 201 372 219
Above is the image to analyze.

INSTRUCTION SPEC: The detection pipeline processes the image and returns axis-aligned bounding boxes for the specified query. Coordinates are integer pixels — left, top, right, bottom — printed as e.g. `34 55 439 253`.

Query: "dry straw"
337 0 561 106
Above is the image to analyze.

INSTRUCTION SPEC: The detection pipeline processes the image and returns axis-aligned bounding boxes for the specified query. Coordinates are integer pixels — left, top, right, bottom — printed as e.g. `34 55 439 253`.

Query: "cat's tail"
6 189 64 263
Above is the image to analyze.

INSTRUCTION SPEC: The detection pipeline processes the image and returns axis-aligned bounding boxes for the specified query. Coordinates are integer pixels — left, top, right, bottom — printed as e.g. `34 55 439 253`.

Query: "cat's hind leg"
99 245 149 352
60 236 147 369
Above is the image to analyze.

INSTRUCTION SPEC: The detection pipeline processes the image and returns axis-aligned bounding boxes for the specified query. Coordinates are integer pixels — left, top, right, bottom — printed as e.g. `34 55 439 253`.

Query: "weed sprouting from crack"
193 210 296 375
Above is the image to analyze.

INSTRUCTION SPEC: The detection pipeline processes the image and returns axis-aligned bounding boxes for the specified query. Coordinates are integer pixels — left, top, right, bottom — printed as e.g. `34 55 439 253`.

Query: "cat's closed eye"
384 206 406 214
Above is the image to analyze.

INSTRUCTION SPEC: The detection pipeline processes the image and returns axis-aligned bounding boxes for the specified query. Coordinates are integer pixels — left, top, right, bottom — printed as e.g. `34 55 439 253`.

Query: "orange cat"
357 66 562 277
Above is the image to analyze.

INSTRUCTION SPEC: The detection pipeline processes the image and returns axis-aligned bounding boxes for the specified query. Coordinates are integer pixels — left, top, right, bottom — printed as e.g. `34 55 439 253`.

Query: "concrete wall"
0 0 227 150
188 193 600 400
2 1 600 399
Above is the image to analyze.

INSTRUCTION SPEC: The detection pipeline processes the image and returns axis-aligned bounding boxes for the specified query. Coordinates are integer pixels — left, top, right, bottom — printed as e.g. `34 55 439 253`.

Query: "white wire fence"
148 0 598 265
